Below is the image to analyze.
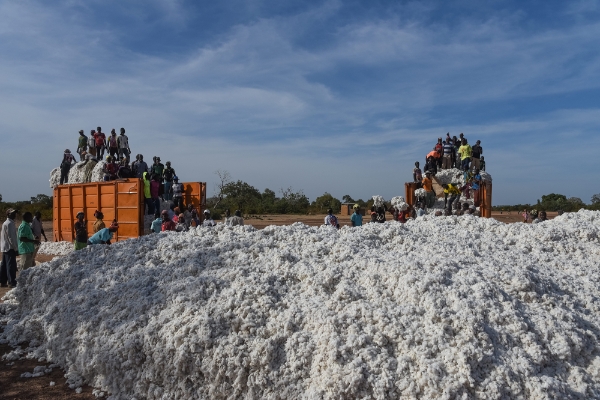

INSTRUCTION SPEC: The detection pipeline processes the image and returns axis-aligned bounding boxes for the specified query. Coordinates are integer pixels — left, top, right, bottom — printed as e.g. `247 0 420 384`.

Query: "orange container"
404 181 492 218
53 179 206 242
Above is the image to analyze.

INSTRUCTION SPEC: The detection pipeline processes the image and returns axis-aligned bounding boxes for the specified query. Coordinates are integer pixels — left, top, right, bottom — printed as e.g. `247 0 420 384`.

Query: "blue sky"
1 0 599 205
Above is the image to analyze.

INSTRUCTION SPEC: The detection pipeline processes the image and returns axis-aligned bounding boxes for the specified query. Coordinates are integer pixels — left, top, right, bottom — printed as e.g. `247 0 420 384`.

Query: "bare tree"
212 170 231 208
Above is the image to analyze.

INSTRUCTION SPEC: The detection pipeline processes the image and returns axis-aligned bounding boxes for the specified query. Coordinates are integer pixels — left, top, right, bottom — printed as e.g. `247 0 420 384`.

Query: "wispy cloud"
0 0 598 205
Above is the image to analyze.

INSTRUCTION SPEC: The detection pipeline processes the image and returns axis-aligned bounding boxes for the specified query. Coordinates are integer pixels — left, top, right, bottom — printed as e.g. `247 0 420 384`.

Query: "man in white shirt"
1 209 19 287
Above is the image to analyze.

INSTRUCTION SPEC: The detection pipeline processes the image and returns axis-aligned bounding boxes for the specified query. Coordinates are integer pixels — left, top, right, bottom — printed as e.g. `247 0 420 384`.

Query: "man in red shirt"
94 127 107 160
161 210 176 231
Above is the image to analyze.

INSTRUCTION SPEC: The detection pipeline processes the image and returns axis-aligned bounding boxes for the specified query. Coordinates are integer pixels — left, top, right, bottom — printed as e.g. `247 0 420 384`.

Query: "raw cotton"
390 196 408 211
49 161 106 188
434 168 492 186
37 241 74 256
372 195 385 208
3 211 600 399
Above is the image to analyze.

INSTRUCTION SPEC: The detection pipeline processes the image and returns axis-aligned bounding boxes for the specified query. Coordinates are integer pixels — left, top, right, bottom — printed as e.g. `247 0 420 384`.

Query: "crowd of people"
412 133 486 216
1 209 46 288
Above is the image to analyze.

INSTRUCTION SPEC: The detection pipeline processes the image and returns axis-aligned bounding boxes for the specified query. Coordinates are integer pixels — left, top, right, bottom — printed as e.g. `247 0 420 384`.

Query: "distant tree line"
493 193 600 212
0 193 53 221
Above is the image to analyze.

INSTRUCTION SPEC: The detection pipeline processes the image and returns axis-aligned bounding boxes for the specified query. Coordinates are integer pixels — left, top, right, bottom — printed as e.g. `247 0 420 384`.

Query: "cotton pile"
2 211 600 399
372 195 385 208
49 161 107 188
37 241 74 256
434 168 492 186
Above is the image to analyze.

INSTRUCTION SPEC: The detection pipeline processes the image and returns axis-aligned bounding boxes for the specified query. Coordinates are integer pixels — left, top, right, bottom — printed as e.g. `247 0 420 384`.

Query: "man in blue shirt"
150 211 162 233
350 205 362 227
87 222 119 245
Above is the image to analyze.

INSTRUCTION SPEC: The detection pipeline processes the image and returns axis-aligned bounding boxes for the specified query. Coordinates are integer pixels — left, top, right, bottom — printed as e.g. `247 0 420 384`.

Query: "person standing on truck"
88 129 97 158
136 155 148 179
117 128 130 163
151 174 161 214
117 158 132 179
77 130 88 161
413 162 423 186
74 211 88 250
142 172 153 215
422 171 436 208
87 221 119 245
107 129 119 159
151 157 164 180
103 156 119 181
18 212 39 272
162 161 176 201
471 140 483 172
1 209 19 288
60 149 76 185
458 138 472 171
442 138 453 170
30 211 47 264
94 127 107 160
434 138 443 169
170 176 184 210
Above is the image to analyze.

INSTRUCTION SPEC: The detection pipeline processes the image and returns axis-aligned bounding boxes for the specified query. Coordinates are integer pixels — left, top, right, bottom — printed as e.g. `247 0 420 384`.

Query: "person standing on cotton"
118 128 130 163
76 130 88 161
1 209 19 287
421 171 436 208
18 212 39 271
350 205 362 227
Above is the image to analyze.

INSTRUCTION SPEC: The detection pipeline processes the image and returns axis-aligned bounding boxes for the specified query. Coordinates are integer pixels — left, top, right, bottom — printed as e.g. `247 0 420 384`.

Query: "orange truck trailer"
53 179 206 242
404 180 492 217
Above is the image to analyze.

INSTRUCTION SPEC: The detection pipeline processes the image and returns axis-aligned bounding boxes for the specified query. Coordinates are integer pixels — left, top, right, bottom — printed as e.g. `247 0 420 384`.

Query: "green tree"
0 193 2 202
30 194 53 208
591 194 600 204
276 187 310 214
538 193 570 211
311 192 341 213
342 195 355 203
221 180 262 213
261 188 277 213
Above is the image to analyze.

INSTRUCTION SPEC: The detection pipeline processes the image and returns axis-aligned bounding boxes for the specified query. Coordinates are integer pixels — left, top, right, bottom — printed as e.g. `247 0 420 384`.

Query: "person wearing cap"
161 210 176 231
18 212 39 271
471 140 483 172
170 176 184 210
202 210 216 227
1 209 19 287
107 129 119 159
350 204 362 227
228 210 245 226
73 211 88 250
77 130 88 161
94 127 107 160
59 149 76 185
30 211 47 264
162 161 176 201
117 128 130 163
421 171 436 208
87 221 119 245
93 210 106 233
324 208 339 228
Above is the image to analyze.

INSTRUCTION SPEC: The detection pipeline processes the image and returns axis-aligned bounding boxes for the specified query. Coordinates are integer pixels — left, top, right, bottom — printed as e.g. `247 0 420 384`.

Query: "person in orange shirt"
421 171 436 208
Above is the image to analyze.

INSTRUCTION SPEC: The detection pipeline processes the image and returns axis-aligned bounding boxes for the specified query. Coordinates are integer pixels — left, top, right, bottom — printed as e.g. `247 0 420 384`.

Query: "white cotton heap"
49 168 61 189
372 195 385 207
4 211 600 399
414 188 427 197
37 241 75 256
434 168 493 186
390 196 408 211
90 161 107 183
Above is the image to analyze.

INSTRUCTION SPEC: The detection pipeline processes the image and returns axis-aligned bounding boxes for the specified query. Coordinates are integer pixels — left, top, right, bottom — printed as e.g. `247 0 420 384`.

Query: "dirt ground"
0 211 555 398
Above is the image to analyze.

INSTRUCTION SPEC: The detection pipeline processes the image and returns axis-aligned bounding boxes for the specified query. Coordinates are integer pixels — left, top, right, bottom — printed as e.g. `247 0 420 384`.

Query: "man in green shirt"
77 130 88 161
18 212 39 271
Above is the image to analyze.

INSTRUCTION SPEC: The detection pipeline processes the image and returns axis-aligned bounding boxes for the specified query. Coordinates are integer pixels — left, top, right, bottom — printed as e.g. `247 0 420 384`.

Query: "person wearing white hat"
202 210 216 227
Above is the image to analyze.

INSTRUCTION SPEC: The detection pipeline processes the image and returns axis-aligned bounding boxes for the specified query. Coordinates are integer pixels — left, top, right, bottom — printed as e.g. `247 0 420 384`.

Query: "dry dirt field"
0 211 556 399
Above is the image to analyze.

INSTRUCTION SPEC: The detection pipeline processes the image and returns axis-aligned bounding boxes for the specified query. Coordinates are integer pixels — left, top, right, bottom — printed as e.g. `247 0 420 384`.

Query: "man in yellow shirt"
421 171 436 208
443 183 461 212
458 138 472 171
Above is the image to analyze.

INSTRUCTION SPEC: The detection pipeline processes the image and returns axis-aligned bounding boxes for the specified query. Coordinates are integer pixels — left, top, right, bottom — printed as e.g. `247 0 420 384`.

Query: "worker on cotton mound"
3 211 600 398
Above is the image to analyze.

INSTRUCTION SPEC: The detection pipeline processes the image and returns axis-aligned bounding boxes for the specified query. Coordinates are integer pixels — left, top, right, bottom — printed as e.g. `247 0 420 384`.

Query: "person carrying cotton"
87 221 119 245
